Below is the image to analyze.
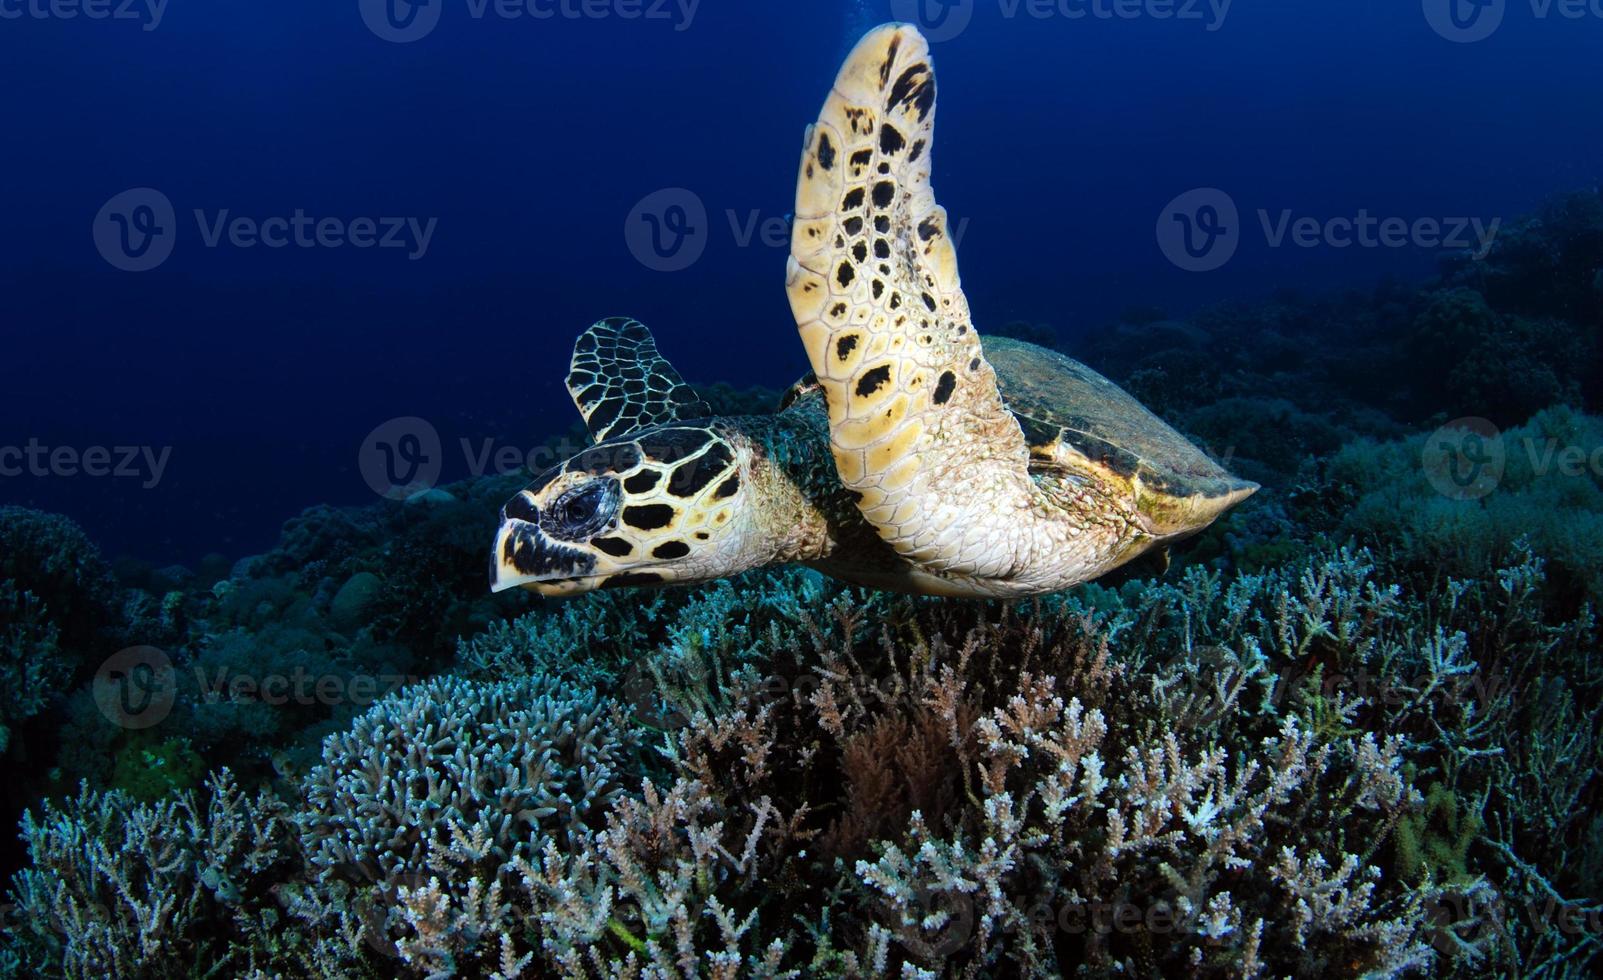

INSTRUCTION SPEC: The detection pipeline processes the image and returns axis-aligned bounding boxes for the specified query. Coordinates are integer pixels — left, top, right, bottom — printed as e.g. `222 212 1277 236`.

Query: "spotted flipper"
567 318 714 441
786 25 1040 579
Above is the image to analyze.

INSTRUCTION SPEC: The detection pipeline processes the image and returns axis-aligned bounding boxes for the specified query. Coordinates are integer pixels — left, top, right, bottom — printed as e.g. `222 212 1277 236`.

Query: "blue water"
2 0 1599 562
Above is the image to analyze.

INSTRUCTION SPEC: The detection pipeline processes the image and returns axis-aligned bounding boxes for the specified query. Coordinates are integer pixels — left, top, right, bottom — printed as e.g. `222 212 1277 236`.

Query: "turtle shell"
982 335 1258 537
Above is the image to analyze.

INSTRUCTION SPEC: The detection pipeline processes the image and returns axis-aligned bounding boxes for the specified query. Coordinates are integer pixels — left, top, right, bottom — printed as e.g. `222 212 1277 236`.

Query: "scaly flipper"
567 317 714 441
786 24 1042 582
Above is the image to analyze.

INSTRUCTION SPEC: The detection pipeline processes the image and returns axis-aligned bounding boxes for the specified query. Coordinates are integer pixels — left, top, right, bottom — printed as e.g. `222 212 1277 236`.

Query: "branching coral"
3 770 291 979
5 543 1597 979
292 673 643 976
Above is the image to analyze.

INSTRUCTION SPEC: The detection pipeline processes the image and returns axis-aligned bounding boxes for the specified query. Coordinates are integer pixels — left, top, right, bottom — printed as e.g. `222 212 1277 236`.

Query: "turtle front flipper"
786 24 1043 585
567 317 714 441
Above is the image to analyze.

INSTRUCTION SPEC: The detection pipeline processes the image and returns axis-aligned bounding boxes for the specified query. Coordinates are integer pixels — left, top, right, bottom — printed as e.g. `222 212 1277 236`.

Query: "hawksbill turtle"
490 23 1256 599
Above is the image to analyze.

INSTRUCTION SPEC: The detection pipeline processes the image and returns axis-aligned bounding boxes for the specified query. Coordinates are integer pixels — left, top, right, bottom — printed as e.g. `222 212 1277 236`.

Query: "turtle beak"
489 491 604 594
489 518 543 594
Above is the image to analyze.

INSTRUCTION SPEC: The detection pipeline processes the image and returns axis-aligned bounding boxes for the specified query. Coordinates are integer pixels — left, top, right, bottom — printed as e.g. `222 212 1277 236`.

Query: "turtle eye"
543 479 618 541
562 495 595 524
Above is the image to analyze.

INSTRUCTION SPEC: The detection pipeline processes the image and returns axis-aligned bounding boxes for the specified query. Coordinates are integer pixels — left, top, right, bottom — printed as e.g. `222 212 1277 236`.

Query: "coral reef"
290 673 642 977
3 770 292 979
0 582 69 755
0 507 122 653
1326 405 1603 603
7 536 1598 977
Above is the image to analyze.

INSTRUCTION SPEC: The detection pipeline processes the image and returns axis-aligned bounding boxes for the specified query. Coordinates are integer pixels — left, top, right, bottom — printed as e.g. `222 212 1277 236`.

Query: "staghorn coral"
3 543 1597 978
456 588 668 687
509 543 1594 977
385 555 1446 977
2 770 292 980
291 673 644 977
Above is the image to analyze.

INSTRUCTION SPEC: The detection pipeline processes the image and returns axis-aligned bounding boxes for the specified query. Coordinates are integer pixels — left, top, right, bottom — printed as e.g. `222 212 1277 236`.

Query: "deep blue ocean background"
3 0 1600 564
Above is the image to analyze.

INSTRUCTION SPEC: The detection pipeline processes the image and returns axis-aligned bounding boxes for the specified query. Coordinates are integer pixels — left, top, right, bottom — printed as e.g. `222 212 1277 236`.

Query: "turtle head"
489 425 752 597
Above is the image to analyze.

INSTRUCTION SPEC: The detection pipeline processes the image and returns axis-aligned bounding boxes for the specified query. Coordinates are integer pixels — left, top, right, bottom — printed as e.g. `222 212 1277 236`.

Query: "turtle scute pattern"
566 428 740 561
567 317 714 441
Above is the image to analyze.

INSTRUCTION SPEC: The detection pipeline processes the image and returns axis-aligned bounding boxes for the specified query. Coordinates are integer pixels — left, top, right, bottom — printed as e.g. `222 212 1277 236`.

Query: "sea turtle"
490 23 1256 599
